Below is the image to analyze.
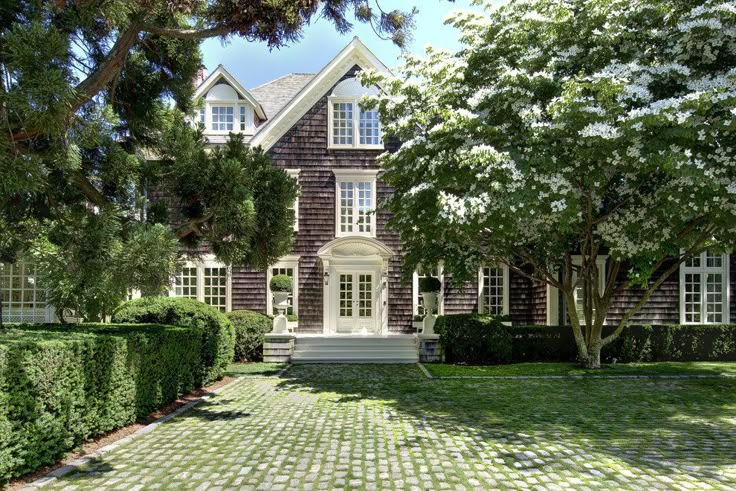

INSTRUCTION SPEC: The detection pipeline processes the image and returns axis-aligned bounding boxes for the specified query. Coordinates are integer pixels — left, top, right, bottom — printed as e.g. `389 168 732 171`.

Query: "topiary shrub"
434 314 512 364
112 297 234 384
418 276 442 293
227 310 272 362
0 323 202 484
270 274 292 292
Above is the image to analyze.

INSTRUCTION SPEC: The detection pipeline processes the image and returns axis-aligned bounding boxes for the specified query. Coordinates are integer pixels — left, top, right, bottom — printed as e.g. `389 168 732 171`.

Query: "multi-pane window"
211 106 233 131
332 102 354 145
203 267 228 312
337 178 374 236
174 267 198 300
358 274 373 317
479 266 507 316
681 251 728 324
330 100 382 148
198 107 205 126
171 261 229 312
0 262 51 323
413 266 442 316
271 266 295 316
240 106 247 131
359 109 381 145
339 274 353 317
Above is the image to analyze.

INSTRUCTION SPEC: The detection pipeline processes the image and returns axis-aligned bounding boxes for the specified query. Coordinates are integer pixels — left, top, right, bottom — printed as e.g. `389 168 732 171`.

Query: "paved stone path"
45 364 736 490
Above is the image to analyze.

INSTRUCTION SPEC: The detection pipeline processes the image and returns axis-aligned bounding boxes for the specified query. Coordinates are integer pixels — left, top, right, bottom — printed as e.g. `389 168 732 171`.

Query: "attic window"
211 106 234 131
328 77 382 149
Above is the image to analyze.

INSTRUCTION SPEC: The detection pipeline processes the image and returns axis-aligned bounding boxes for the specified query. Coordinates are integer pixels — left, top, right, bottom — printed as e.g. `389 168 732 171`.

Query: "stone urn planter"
270 275 292 334
418 276 442 335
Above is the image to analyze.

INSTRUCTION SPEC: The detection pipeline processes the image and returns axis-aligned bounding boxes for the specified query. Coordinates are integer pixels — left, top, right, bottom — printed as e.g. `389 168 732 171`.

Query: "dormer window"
328 77 382 149
211 106 234 131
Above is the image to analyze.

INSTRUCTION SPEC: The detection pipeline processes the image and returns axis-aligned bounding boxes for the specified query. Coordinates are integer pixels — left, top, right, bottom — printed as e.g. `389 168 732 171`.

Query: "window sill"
328 144 384 150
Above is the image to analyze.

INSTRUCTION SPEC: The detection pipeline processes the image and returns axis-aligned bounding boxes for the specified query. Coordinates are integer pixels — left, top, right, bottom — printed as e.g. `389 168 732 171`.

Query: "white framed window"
680 251 729 324
211 106 234 131
286 169 300 232
198 107 205 126
328 98 382 149
1 262 54 323
334 170 378 237
478 265 509 316
171 257 231 312
570 255 607 321
412 265 444 316
266 256 299 327
239 106 247 131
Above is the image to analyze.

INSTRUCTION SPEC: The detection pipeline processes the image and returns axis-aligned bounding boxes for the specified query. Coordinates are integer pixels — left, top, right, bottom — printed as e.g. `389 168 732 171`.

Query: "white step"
292 335 418 363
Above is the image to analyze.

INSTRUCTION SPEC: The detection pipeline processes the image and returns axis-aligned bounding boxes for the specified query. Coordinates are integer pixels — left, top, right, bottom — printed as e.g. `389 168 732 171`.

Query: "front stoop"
418 334 444 363
263 333 296 363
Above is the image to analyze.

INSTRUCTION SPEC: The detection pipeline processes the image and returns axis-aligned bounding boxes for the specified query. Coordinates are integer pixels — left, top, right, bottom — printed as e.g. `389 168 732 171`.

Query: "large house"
1 38 733 360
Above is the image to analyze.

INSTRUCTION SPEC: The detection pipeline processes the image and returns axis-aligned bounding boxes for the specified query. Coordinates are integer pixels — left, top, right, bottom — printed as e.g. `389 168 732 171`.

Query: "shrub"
418 276 442 293
270 274 292 292
112 297 234 384
434 314 512 364
227 310 272 362
0 323 202 484
435 316 736 365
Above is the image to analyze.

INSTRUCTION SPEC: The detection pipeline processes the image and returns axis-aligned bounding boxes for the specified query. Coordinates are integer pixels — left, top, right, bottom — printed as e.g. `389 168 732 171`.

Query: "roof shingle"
250 73 315 121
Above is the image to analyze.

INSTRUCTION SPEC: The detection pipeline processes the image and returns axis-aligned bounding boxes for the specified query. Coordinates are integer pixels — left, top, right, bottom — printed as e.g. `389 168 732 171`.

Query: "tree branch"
140 24 231 40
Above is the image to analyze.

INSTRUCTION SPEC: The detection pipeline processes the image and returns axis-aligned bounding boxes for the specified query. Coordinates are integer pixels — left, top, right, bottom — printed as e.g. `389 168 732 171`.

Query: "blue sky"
200 0 481 89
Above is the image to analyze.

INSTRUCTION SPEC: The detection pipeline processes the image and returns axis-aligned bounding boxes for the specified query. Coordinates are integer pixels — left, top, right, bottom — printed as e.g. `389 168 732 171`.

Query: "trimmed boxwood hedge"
0 323 202 484
226 309 272 362
112 297 235 384
435 314 736 364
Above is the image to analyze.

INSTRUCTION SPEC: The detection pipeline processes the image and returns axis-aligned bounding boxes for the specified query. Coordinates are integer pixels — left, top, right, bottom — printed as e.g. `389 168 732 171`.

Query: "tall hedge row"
112 297 235 384
0 324 202 484
435 314 736 364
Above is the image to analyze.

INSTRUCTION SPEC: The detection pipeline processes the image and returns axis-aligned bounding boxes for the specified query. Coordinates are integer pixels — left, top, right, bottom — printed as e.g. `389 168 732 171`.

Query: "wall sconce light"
324 271 330 286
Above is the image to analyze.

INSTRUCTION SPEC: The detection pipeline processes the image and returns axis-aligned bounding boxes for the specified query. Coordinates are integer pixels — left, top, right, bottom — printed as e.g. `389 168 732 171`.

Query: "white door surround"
317 236 394 335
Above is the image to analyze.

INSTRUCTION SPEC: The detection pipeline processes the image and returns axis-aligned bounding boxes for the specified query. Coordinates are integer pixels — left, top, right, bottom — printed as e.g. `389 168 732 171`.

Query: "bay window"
680 251 729 324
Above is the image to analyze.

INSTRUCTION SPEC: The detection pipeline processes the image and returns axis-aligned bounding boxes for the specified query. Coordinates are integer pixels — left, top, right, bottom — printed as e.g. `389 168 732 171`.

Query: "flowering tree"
361 0 736 367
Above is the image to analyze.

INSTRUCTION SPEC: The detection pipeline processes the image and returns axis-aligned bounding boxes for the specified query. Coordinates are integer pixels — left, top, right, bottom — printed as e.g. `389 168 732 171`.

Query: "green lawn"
224 362 286 377
424 361 736 378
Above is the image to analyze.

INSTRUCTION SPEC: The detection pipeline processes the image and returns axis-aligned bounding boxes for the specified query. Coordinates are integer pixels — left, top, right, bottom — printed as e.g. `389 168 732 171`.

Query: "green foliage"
226 310 273 362
434 314 512 364
418 276 441 293
0 323 202 484
361 0 736 365
1 1 415 307
436 317 736 365
270 274 293 293
112 297 235 384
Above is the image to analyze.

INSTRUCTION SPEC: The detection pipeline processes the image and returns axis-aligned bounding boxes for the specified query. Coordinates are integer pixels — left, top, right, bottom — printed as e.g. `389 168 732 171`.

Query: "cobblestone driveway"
47 364 736 490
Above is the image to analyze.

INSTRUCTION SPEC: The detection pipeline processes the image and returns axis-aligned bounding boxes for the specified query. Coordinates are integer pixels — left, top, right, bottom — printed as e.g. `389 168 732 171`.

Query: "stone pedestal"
263 333 295 363
418 333 443 363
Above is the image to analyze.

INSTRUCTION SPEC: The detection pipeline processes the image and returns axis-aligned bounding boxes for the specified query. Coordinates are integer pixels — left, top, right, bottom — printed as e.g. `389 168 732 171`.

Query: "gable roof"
250 37 391 150
194 65 267 120
250 73 315 123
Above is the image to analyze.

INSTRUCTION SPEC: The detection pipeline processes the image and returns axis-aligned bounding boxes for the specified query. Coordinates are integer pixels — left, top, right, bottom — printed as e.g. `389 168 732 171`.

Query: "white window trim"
477 264 510 316
570 255 608 322
679 251 730 325
170 256 231 312
412 264 445 316
286 169 300 232
266 255 300 328
0 261 55 323
202 102 255 135
333 169 378 238
327 96 383 150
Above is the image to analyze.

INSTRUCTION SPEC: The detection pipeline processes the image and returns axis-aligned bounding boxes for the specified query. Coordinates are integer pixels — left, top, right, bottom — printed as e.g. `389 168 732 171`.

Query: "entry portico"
317 236 394 335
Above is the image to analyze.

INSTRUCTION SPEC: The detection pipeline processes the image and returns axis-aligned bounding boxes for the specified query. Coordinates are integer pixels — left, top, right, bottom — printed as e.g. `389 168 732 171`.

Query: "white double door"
334 267 379 334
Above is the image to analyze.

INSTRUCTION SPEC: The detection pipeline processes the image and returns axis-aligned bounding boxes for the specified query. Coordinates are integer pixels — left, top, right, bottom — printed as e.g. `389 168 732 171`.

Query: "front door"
336 271 376 334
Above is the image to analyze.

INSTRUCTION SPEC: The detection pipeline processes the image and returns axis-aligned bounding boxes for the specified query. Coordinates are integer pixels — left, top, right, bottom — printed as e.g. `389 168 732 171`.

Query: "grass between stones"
44 364 736 490
225 362 287 377
424 361 736 378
